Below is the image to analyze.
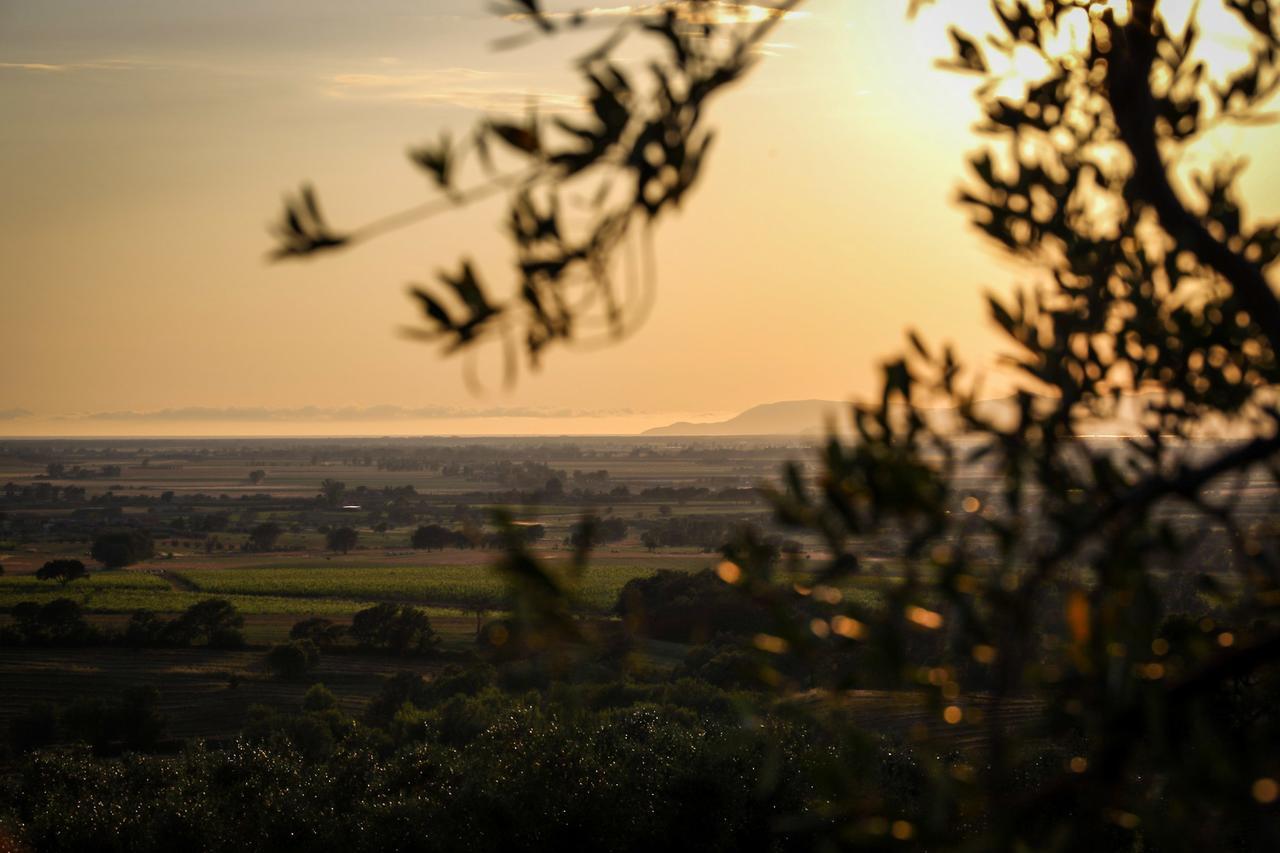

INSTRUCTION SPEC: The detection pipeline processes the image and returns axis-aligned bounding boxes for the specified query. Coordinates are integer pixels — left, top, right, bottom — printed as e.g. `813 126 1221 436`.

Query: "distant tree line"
0 598 246 650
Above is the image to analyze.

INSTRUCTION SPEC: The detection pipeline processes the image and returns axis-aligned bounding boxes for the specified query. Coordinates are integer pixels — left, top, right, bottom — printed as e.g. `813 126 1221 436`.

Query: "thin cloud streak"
52 405 635 423
321 67 583 112
504 2 807 25
0 58 164 73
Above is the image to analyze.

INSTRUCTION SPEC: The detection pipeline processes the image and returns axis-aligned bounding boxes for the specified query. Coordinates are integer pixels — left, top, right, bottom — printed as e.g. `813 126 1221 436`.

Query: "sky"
1 0 1276 436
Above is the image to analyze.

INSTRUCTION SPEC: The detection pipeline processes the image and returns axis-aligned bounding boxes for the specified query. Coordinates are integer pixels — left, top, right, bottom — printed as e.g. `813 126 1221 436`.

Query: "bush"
246 522 282 551
242 704 335 761
616 570 769 643
123 609 167 647
677 640 762 690
410 523 470 550
90 528 154 568
3 599 97 647
265 640 320 680
325 526 358 554
301 683 337 713
35 559 87 585
568 516 627 548
289 617 345 648
365 671 430 727
174 598 244 648
349 603 438 655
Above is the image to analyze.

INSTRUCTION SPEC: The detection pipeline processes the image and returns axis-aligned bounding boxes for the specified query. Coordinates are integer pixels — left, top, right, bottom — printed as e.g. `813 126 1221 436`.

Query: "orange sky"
2 0 1276 436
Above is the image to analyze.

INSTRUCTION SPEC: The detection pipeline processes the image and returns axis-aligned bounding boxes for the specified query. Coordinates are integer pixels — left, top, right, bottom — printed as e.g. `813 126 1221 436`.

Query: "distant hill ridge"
641 394 1196 437
642 400 841 436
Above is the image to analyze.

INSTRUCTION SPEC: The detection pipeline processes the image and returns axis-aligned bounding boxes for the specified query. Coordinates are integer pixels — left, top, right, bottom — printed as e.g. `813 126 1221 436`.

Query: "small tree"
265 639 320 680
318 479 345 508
8 598 95 646
247 521 283 552
90 528 154 569
411 524 454 551
349 603 398 650
350 603 439 655
301 683 338 712
326 526 358 554
290 616 345 648
35 559 87 585
123 609 167 647
248 469 267 485
174 598 245 648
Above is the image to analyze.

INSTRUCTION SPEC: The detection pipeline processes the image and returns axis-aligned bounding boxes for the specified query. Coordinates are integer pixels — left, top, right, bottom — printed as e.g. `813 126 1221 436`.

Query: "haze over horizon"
0 403 739 438
3 0 1275 436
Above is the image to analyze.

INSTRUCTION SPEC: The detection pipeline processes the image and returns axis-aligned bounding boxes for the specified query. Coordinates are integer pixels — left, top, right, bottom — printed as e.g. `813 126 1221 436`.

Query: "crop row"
0 586 373 616
172 562 715 613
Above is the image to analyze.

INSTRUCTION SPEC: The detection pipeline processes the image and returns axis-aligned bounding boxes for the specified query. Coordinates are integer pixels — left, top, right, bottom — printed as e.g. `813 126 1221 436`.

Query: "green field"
0 572 382 616
173 560 713 613
0 586 371 617
0 557 896 617
0 559 722 616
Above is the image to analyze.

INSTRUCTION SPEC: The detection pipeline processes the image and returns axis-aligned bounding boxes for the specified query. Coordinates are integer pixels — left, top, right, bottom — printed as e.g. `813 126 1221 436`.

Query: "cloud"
0 409 33 420
321 67 583 113
0 62 69 72
504 2 807 26
58 405 633 422
0 58 161 74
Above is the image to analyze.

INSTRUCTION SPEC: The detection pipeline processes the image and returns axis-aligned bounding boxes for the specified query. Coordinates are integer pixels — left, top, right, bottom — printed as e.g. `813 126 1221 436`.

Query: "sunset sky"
2 0 1276 436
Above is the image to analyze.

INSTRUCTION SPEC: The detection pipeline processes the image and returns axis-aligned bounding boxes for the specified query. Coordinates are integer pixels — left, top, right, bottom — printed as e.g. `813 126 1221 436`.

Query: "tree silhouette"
35 559 87 585
247 521 283 552
273 1 1280 848
318 479 345 508
326 526 358 554
91 528 154 569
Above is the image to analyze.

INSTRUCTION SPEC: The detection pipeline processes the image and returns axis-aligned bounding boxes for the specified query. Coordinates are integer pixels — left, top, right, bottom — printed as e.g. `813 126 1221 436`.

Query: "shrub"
265 640 320 680
123 609 167 647
301 683 337 713
615 570 768 643
349 603 438 655
242 704 335 761
410 523 469 550
325 526 357 554
35 559 87 585
174 598 244 648
568 515 627 548
290 617 345 648
90 528 154 568
4 598 96 647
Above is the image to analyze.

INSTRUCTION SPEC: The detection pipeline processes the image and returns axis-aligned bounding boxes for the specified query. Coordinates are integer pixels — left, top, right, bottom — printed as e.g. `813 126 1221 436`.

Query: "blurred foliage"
270 0 1280 848
2 683 864 853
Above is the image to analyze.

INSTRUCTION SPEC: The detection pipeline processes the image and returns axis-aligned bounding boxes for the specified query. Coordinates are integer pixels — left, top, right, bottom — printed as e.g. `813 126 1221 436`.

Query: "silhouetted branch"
1109 9 1280 349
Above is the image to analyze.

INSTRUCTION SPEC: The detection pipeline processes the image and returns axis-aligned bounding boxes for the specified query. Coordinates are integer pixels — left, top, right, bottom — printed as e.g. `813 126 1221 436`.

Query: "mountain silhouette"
642 393 1190 438
642 400 843 436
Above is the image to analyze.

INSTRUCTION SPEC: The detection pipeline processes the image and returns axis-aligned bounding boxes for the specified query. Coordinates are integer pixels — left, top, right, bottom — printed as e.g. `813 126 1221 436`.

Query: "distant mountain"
642 394 1185 438
642 400 843 436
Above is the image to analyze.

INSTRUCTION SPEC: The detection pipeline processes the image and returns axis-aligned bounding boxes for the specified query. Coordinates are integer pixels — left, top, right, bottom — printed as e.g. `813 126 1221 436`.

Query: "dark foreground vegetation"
5 0 1280 849
4 684 894 853
1 551 1275 851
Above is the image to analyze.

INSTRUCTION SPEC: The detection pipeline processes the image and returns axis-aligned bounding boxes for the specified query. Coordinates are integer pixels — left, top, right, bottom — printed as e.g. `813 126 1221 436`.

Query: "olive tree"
273 1 1280 848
